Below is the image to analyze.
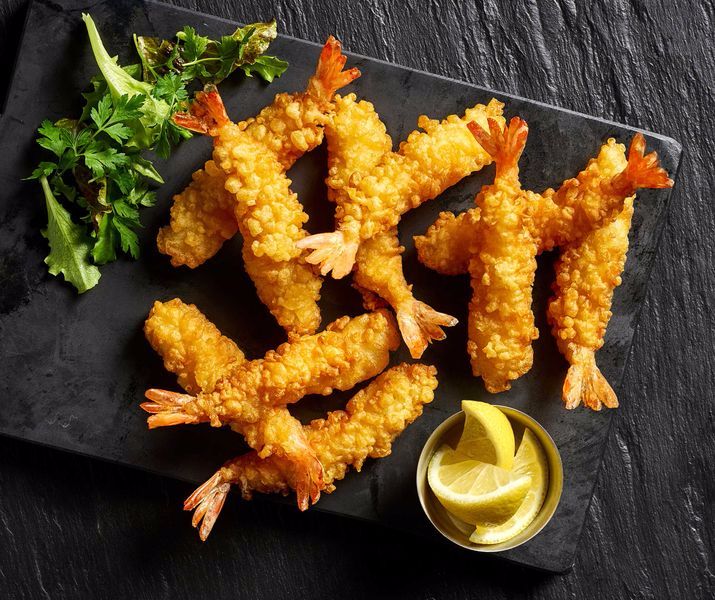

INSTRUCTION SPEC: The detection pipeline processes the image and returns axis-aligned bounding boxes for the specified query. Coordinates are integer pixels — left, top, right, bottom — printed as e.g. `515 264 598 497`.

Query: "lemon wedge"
427 445 531 526
469 429 549 544
455 400 515 469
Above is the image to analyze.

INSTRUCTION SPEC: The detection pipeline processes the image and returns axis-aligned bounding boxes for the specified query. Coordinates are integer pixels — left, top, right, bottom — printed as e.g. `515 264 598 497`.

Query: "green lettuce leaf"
40 176 101 293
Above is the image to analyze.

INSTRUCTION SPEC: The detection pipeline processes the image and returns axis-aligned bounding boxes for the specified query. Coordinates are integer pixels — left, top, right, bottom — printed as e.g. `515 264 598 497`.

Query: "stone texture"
0 0 712 597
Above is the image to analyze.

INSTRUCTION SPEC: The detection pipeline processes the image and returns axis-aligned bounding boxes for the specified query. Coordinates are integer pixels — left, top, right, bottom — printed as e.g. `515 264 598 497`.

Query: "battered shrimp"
169 37 360 336
324 94 457 358
414 208 481 276
466 118 541 393
142 298 323 508
142 309 400 428
415 129 672 398
297 99 505 278
185 363 438 540
548 200 634 410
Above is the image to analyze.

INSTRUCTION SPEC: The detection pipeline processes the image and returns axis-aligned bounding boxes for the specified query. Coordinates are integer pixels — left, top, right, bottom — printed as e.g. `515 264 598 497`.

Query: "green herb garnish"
28 14 288 293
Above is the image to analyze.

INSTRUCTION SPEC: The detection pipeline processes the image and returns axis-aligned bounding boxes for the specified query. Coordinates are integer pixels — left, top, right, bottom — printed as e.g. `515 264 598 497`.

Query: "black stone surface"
0 0 712 597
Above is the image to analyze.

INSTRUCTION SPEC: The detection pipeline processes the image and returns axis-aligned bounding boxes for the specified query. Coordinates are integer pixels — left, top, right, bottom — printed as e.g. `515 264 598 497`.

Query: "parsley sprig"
29 14 288 293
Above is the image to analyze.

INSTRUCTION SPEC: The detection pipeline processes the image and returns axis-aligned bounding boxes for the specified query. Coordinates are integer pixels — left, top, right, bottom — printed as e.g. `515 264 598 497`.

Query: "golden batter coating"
548 199 634 410
298 99 505 278
414 208 480 276
144 299 245 394
184 363 438 540
324 94 457 358
142 309 400 427
143 298 323 509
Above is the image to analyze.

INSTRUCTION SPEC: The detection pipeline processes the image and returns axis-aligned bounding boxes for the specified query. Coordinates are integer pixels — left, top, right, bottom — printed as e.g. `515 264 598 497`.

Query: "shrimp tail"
292 454 324 511
184 471 231 541
172 85 230 136
307 36 361 103
397 300 458 359
296 231 358 278
141 389 201 428
611 133 673 194
468 116 528 171
563 350 618 411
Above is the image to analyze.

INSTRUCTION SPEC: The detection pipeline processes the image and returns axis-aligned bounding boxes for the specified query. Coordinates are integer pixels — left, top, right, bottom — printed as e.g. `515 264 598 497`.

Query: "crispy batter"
144 299 244 394
324 94 457 357
142 309 400 427
298 99 505 278
143 298 323 508
156 162 238 269
548 198 634 410
414 208 480 275
184 363 438 539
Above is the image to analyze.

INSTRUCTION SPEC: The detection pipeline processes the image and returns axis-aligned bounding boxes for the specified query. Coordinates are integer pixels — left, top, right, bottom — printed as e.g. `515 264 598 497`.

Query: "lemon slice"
469 429 549 544
455 400 515 469
427 445 531 526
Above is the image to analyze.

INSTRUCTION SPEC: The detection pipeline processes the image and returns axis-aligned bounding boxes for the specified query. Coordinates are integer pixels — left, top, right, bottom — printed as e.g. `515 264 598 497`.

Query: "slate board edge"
0 0 683 574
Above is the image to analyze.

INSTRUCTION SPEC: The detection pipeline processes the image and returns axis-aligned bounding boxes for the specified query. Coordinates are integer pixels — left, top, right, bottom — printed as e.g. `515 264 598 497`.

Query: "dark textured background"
0 0 712 598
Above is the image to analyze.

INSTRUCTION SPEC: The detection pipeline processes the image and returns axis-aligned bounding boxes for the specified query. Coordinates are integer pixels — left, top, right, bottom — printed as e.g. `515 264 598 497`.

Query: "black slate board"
0 0 681 573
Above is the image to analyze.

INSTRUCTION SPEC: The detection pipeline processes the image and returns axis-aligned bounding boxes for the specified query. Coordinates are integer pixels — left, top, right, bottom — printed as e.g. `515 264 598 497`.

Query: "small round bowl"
416 405 563 552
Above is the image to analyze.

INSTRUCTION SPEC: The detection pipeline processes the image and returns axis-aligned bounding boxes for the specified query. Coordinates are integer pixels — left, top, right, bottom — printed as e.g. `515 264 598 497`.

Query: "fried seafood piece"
158 36 359 269
297 99 505 278
547 199 634 411
184 363 438 540
324 94 457 358
169 38 360 337
142 298 325 508
465 118 541 393
144 298 245 394
142 309 400 427
414 208 481 276
415 129 672 400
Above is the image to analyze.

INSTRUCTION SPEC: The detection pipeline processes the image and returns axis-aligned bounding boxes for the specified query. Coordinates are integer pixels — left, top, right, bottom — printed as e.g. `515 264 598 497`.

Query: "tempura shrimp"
297 99 505 278
324 93 457 358
143 298 324 508
185 363 438 540
548 199 634 410
168 37 360 336
415 128 672 400
465 117 541 393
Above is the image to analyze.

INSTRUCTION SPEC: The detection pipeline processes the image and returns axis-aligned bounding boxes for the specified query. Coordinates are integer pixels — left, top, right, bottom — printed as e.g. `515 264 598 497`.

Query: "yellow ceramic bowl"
416 405 563 552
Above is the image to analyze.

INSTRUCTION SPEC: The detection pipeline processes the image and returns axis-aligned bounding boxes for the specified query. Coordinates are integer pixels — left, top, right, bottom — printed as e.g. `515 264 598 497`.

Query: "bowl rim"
416 404 564 553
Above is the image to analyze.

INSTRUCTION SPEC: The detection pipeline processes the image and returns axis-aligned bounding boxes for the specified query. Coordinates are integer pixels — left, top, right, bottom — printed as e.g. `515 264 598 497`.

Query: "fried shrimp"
144 299 245 394
167 37 360 336
465 118 541 393
142 309 400 428
142 298 324 508
548 201 632 410
415 129 672 398
324 93 457 358
414 208 481 276
184 363 438 540
297 99 505 278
